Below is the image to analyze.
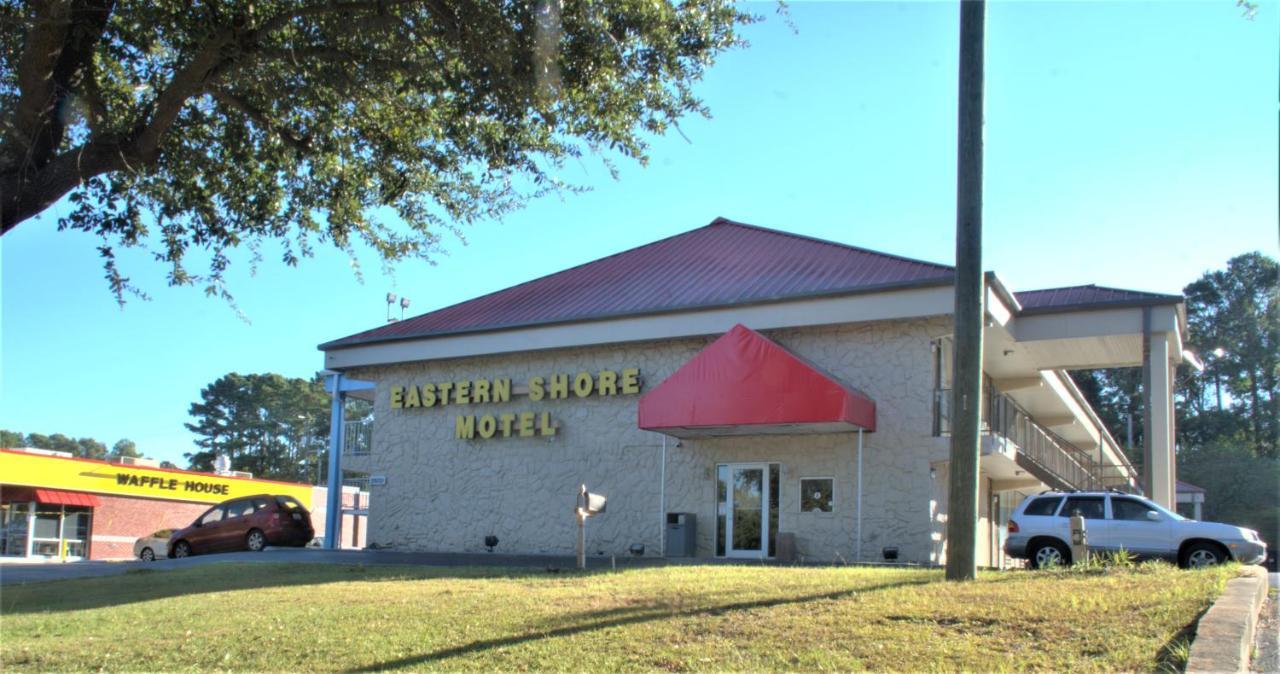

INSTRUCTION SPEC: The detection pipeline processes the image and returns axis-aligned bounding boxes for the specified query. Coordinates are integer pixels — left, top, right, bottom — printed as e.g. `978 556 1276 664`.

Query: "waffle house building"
320 219 1187 566
0 448 362 561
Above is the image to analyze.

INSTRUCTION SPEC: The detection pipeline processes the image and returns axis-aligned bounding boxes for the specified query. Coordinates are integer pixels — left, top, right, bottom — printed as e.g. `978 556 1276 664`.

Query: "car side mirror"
1145 511 1162 522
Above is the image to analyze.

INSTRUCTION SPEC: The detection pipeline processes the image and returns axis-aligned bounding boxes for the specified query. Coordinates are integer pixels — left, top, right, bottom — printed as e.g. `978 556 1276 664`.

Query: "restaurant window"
1 502 31 557
799 478 834 513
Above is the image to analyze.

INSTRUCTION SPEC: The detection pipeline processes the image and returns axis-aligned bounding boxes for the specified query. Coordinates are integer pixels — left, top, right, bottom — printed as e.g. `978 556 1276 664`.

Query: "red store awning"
3 487 101 507
35 488 100 507
637 324 876 437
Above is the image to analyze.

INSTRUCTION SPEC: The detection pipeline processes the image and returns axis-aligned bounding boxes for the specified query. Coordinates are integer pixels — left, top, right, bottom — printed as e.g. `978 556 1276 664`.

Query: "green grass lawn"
0 561 1233 672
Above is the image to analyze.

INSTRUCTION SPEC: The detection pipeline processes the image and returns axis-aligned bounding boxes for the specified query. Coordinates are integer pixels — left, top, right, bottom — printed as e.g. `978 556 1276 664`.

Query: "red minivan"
168 494 314 558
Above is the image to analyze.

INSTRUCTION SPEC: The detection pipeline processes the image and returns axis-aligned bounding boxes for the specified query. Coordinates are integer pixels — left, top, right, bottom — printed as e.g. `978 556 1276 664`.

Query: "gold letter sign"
392 369 642 440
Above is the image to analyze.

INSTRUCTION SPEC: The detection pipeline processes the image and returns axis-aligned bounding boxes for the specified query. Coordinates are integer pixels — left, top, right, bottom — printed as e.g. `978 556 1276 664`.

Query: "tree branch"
4 0 74 168
210 88 312 153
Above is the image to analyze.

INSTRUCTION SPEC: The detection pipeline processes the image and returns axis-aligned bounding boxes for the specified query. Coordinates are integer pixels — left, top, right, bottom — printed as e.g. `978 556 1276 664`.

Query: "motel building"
0 448 366 562
318 219 1187 566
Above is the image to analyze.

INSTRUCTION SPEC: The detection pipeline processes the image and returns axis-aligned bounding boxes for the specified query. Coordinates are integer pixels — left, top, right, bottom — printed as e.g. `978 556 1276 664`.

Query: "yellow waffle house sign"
0 449 314 506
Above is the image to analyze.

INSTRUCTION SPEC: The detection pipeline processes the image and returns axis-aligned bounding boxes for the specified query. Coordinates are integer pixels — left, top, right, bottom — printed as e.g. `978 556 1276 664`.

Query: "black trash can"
665 513 696 557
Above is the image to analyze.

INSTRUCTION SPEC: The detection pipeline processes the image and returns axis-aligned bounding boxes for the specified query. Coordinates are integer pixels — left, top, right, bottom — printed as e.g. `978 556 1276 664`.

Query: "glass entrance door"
60 507 91 560
30 505 63 559
27 505 91 561
726 463 769 558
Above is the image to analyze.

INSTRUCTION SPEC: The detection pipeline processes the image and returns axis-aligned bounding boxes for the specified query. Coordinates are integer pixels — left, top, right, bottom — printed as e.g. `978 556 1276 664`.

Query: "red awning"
638 324 876 437
33 488 100 507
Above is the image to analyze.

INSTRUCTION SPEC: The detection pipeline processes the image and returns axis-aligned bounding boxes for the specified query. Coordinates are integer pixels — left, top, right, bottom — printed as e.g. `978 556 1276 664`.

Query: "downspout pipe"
324 372 345 550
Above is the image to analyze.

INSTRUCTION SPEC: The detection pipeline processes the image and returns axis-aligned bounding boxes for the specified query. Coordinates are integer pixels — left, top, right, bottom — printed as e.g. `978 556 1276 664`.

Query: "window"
715 465 728 557
252 498 271 512
199 507 225 526
931 336 954 436
1059 496 1105 520
275 496 306 511
768 463 779 558
225 500 255 519
800 478 834 512
1111 497 1157 521
1023 496 1063 517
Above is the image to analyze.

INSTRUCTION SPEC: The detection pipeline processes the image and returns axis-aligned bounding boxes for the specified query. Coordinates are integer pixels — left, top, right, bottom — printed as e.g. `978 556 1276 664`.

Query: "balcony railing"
934 385 1138 493
343 418 372 456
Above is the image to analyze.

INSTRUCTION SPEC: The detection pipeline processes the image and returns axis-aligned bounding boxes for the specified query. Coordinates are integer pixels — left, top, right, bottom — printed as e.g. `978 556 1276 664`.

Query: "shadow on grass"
345 577 934 672
1154 607 1208 674
0 563 556 616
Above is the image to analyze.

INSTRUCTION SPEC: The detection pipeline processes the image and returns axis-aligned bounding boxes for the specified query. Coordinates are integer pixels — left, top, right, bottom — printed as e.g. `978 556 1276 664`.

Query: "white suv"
1005 491 1267 569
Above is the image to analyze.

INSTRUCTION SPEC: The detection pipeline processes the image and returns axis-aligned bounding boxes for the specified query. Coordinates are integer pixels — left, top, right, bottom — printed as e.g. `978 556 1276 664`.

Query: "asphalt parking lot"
0 547 671 586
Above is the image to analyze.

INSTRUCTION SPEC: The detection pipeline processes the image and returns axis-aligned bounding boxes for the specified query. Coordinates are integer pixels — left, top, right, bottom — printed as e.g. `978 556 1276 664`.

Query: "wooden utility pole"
945 0 986 582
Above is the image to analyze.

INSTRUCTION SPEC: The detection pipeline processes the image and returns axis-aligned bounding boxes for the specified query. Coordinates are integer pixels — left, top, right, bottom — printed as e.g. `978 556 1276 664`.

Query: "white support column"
1148 333 1174 509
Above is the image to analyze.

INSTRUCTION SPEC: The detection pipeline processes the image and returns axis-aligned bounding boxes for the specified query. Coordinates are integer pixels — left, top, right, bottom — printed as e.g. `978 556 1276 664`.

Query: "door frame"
724 462 770 559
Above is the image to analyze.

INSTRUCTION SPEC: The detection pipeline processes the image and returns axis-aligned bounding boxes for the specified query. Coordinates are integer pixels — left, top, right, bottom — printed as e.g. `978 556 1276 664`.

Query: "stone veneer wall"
346 316 951 563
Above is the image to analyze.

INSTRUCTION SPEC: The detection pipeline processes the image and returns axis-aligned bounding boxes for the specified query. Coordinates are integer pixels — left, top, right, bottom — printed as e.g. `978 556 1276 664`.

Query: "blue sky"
2 1 1276 466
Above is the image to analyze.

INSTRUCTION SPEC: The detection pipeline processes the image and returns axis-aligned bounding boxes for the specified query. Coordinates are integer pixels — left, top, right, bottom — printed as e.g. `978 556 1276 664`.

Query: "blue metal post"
324 372 344 550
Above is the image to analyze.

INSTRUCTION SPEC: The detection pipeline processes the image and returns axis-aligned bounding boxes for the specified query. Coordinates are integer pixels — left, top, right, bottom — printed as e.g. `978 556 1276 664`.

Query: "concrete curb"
1186 565 1268 674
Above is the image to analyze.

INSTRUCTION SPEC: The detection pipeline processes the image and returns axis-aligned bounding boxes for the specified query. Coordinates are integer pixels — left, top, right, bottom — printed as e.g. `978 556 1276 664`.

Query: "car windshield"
153 529 173 538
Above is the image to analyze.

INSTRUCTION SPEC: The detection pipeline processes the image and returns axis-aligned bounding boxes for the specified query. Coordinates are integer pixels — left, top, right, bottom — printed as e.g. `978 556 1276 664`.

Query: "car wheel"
1030 540 1071 569
173 540 192 558
140 547 155 562
1183 542 1225 569
246 529 267 552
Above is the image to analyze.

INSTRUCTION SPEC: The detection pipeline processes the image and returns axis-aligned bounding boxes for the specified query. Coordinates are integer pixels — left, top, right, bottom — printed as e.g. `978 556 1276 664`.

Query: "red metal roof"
1015 284 1181 314
322 221 1186 351
321 218 955 349
638 324 876 436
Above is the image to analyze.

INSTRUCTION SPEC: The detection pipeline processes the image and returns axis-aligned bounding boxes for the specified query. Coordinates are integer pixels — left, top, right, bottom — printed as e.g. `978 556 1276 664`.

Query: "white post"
659 435 667 557
856 429 863 563
577 511 586 570
324 372 345 550
1148 333 1174 509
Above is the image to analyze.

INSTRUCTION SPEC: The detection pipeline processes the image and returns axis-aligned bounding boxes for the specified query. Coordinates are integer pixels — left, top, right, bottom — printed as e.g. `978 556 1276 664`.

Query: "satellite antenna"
399 296 410 321
214 454 231 474
386 292 397 323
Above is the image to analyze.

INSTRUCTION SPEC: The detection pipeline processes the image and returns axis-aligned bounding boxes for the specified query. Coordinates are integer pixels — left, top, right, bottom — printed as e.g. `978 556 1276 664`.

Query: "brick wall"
90 495 208 560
